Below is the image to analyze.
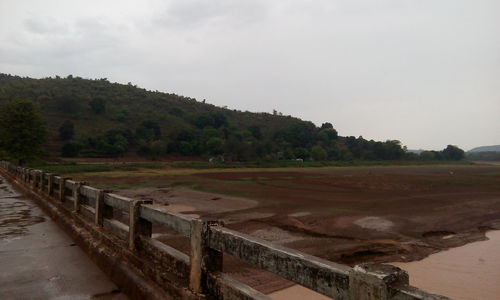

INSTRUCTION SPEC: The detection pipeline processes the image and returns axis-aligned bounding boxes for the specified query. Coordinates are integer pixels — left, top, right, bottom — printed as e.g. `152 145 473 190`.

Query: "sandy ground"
118 187 257 217
471 161 500 166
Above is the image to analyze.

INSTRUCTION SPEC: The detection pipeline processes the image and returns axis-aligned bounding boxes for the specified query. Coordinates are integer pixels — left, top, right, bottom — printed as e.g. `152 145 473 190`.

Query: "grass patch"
28 161 165 175
170 160 473 169
29 163 113 174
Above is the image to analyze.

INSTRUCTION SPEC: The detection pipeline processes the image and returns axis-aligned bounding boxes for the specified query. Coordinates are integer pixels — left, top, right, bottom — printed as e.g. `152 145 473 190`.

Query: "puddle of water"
393 230 500 300
0 191 45 238
270 231 500 300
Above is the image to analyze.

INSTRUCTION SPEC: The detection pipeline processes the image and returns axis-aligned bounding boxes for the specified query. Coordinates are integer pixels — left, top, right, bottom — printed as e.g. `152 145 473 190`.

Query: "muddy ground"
74 164 500 294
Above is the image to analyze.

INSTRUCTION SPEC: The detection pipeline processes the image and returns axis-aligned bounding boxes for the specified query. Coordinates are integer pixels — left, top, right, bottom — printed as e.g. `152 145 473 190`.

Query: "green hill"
0 73 411 161
466 145 500 161
468 145 500 153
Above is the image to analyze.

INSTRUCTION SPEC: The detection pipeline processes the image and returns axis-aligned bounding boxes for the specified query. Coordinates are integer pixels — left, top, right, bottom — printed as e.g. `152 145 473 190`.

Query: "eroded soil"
74 164 500 294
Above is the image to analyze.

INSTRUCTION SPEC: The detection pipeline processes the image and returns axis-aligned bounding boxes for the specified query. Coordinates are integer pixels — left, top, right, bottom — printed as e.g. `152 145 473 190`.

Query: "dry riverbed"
73 164 500 295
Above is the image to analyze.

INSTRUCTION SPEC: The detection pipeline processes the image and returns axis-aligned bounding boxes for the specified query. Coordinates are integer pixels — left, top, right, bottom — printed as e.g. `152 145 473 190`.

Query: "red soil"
81 164 500 294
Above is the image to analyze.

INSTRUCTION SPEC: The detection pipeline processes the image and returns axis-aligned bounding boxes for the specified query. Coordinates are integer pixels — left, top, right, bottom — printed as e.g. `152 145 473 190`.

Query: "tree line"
0 74 464 163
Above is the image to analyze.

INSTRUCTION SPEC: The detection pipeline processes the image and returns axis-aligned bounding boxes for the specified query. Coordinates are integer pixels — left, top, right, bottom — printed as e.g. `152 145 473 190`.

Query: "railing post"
39 171 45 192
189 218 223 295
32 170 37 189
349 263 409 300
73 182 85 212
95 190 113 226
29 170 34 188
95 190 104 226
128 199 153 251
47 173 54 196
33 170 40 190
39 172 46 192
59 177 70 202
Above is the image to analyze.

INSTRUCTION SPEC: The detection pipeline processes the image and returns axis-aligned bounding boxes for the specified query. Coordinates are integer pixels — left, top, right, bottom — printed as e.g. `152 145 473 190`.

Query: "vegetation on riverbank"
0 74 465 163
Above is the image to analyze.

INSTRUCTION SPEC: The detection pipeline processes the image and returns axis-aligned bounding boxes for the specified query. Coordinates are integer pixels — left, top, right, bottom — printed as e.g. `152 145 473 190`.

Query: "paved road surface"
0 175 127 300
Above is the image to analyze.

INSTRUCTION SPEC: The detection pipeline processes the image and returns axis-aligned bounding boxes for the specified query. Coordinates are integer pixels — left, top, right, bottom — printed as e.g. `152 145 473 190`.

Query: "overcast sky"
1 0 498 150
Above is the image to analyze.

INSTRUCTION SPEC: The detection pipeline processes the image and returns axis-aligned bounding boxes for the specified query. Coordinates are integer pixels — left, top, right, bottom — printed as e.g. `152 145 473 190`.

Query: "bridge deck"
0 176 127 300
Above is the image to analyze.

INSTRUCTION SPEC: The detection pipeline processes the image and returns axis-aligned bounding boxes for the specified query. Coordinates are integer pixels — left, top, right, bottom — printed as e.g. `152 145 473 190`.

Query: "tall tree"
59 120 75 140
442 145 464 160
0 99 47 164
89 97 106 114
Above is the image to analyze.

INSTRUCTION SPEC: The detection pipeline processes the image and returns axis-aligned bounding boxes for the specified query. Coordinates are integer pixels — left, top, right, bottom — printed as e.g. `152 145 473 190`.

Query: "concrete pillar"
31 171 36 189
95 190 113 227
73 182 84 212
29 170 34 188
38 172 45 192
38 171 44 192
32 171 40 190
59 178 66 202
95 190 105 226
128 199 153 251
189 218 223 295
349 263 409 300
47 173 54 196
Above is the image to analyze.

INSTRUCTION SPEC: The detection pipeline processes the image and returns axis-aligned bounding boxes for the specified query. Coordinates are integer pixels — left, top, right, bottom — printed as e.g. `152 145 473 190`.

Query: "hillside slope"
0 73 406 161
468 145 500 153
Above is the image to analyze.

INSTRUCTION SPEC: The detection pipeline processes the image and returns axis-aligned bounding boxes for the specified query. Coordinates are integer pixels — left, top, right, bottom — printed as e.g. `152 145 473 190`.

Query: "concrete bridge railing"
0 161 451 300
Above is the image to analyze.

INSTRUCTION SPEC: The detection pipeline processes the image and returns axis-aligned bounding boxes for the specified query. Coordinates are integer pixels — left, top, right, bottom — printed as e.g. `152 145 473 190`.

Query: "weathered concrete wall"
0 161 452 300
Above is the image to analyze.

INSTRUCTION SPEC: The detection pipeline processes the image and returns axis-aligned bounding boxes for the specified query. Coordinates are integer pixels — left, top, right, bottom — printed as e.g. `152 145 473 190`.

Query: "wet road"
0 176 127 300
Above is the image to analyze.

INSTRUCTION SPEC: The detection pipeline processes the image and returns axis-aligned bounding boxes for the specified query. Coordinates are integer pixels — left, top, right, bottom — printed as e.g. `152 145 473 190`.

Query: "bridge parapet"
0 161 451 300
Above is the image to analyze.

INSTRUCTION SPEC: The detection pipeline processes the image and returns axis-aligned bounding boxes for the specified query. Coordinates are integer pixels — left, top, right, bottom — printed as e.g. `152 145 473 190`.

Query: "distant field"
32 161 500 293
472 160 500 166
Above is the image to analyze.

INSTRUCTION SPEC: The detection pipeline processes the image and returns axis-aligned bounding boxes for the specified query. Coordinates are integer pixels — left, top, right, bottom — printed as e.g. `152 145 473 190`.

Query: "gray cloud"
0 0 498 150
23 18 69 35
155 0 269 29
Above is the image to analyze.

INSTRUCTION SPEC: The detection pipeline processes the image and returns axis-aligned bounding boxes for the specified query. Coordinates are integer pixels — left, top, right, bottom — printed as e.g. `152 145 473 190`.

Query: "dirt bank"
76 164 500 294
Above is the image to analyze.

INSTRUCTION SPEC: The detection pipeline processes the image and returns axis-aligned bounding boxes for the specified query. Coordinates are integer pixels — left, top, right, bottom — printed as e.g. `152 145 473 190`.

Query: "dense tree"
169 107 184 117
293 148 309 160
193 112 228 129
321 122 334 129
0 73 459 163
248 125 262 139
61 141 81 157
0 99 47 164
276 122 316 148
420 151 439 161
466 151 500 161
55 93 81 113
318 128 338 142
179 141 194 155
442 145 464 160
311 145 327 160
206 137 224 155
149 140 167 160
89 97 106 114
59 120 75 140
136 121 161 142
